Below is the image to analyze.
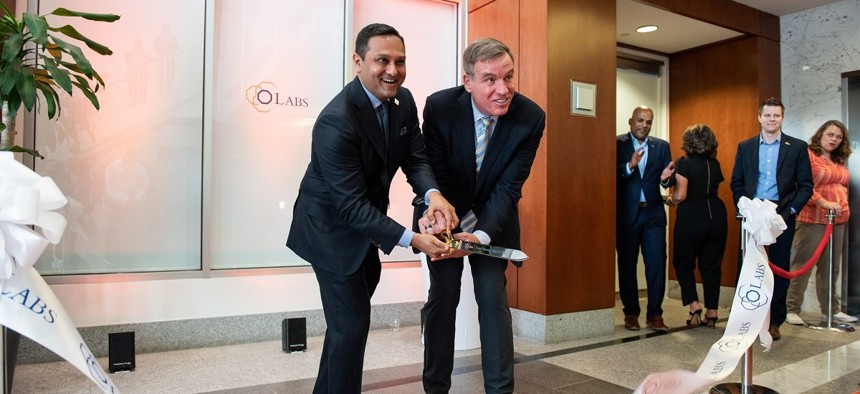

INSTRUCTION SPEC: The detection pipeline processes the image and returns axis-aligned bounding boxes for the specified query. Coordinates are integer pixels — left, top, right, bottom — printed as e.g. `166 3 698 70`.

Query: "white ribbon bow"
0 152 68 279
737 196 785 246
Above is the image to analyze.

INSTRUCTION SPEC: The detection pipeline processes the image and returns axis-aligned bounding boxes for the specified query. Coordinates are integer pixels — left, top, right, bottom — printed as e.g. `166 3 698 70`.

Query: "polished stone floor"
10 298 860 394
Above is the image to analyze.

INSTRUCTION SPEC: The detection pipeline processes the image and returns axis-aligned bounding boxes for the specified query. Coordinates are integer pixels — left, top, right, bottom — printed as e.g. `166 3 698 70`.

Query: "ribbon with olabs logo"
0 152 120 393
634 197 784 394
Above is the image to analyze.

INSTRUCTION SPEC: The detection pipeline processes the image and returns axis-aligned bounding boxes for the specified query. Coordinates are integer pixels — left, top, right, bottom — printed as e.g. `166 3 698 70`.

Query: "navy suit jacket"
415 86 545 252
287 77 437 275
616 133 673 226
730 133 813 218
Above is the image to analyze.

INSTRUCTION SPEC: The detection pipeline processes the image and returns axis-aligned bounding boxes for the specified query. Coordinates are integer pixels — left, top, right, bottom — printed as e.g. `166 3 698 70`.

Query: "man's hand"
660 161 675 183
426 191 458 230
431 232 478 261
629 147 645 170
418 211 448 234
411 233 450 258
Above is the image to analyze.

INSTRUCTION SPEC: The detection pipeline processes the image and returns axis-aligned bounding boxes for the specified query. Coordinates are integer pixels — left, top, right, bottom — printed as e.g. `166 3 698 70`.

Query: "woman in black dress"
665 124 728 328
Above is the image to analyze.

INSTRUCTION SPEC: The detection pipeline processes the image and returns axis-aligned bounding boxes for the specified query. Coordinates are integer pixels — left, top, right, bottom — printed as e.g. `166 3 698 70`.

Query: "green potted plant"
0 3 119 158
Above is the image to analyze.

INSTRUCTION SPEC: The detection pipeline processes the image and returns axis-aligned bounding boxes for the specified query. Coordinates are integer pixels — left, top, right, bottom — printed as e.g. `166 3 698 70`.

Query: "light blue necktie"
475 116 493 173
461 116 493 233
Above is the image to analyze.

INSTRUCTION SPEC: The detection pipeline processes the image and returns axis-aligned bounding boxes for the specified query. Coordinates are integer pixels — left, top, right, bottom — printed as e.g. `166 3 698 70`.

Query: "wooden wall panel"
540 0 617 314
668 36 779 286
513 0 548 311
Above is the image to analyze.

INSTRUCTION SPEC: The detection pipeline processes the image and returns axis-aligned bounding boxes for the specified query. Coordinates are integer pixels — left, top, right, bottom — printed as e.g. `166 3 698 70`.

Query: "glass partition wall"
25 0 462 277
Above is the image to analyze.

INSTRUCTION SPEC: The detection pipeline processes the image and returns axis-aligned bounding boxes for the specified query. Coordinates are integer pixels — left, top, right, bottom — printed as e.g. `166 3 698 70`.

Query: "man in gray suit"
287 23 457 394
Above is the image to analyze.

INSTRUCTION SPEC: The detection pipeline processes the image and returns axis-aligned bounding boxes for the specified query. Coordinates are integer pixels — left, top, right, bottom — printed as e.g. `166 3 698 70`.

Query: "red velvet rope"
768 223 833 279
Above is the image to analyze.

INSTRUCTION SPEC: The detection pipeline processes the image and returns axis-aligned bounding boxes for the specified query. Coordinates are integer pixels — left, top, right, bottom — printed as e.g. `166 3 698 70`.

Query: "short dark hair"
809 120 852 164
681 124 718 159
355 23 404 60
463 38 514 78
758 97 785 115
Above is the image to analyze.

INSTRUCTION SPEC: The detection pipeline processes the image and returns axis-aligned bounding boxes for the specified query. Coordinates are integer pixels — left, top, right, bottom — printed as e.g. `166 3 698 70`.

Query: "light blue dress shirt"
755 132 780 202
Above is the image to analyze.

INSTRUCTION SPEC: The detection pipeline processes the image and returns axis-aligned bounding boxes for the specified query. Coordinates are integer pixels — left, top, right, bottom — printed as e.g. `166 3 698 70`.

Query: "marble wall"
780 0 860 314
781 0 860 140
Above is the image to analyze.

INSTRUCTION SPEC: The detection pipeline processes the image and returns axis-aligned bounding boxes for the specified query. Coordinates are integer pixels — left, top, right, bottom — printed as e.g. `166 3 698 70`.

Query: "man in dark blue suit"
417 38 545 394
616 106 675 331
286 24 457 394
730 97 813 340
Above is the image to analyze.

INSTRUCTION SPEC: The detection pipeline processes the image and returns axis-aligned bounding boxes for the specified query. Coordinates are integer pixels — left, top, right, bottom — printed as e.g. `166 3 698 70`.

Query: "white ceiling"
731 0 842 16
617 0 844 54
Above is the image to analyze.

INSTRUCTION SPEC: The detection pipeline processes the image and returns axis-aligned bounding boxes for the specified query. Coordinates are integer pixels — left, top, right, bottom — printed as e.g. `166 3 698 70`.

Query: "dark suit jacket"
730 133 814 218
414 86 545 253
287 77 437 275
616 133 673 226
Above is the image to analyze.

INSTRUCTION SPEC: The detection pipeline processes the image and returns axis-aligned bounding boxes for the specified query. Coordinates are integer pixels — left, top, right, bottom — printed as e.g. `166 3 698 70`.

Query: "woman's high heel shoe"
687 310 702 328
702 315 718 328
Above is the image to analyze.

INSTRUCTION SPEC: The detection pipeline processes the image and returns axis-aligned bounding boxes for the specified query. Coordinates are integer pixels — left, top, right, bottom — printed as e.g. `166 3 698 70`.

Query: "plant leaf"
39 55 72 94
71 79 99 110
0 62 22 95
5 90 21 119
22 13 47 45
0 145 44 159
49 8 120 23
35 80 59 119
47 25 113 55
49 36 92 78
15 72 36 111
1 32 23 64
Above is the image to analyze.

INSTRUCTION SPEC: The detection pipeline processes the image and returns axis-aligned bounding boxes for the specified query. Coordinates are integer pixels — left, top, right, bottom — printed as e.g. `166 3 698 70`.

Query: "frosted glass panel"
33 0 205 274
208 0 345 268
354 0 460 262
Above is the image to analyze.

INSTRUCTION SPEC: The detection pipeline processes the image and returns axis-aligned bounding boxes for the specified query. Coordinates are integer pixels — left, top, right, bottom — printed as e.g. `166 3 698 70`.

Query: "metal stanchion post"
0 325 5 394
711 213 777 394
807 209 855 333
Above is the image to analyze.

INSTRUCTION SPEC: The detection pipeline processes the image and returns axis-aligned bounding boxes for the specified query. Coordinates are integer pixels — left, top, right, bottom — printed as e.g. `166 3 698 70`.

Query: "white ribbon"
0 152 68 278
634 197 784 394
0 152 120 393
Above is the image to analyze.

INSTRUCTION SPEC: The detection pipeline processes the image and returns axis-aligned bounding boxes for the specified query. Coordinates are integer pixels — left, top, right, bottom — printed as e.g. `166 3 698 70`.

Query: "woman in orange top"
786 120 858 325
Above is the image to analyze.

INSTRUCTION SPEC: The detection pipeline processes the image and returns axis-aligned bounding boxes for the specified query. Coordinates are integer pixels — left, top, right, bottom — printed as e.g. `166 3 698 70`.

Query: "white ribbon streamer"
634 197 784 394
0 152 119 392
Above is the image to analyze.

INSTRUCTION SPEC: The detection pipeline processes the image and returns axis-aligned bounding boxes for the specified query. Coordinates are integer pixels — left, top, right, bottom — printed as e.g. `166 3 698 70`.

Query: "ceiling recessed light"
636 25 658 33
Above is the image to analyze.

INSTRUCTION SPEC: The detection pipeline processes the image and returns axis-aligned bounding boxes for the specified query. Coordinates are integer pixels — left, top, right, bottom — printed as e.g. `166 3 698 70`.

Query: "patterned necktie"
461 116 494 233
475 116 493 173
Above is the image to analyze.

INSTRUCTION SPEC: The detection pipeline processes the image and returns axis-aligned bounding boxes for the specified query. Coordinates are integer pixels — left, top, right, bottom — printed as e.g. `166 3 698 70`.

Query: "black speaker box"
108 331 135 373
282 317 307 353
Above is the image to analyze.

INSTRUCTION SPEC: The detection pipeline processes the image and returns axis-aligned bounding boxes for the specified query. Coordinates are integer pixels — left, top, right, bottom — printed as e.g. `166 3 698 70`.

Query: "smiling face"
463 53 515 117
628 107 653 142
758 105 784 135
353 35 406 102
820 124 845 154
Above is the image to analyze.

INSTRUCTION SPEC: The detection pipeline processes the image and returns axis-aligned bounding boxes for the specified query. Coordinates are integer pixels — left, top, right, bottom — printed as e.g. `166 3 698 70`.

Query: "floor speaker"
108 331 135 373
282 318 307 353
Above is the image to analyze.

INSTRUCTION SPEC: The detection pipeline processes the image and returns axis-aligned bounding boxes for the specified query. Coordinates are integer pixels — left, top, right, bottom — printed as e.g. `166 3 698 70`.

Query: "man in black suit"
616 106 675 332
730 97 813 340
417 38 545 394
286 23 457 394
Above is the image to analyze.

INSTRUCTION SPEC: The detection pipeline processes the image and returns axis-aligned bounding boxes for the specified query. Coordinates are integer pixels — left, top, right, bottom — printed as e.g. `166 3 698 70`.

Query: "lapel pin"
400 127 407 136
394 98 400 106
